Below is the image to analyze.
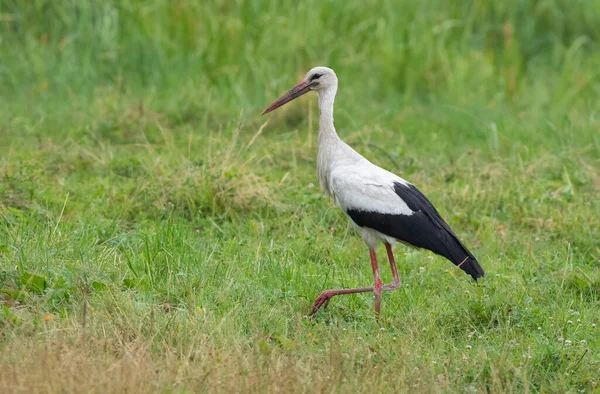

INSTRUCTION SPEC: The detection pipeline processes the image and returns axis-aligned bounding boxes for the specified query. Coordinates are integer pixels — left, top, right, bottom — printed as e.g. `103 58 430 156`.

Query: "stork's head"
261 66 337 115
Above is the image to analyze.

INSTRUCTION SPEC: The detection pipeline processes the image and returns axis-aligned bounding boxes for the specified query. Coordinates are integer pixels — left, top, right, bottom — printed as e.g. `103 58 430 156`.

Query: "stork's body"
262 67 484 316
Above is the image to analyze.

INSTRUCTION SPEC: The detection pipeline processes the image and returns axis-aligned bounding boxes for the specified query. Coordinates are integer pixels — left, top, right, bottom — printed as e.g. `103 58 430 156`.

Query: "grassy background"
1 0 599 392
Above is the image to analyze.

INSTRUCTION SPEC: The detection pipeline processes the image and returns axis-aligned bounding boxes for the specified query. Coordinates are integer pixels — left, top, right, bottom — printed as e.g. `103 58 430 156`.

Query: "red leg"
384 243 402 291
309 285 374 316
371 248 383 317
310 248 385 317
310 245 402 316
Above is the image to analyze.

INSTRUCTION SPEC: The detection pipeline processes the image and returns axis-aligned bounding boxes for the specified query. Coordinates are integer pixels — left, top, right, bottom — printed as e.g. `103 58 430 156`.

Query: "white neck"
317 85 339 144
315 83 342 195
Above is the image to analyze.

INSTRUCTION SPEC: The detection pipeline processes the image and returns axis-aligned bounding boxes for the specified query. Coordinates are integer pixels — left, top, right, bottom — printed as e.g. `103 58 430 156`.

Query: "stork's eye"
310 73 322 81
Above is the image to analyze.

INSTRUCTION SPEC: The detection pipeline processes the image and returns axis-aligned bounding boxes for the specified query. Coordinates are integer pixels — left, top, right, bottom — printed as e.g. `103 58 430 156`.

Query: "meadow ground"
1 1 599 392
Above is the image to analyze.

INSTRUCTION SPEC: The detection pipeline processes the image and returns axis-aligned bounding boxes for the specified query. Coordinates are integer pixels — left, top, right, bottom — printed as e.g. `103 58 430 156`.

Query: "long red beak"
261 81 311 115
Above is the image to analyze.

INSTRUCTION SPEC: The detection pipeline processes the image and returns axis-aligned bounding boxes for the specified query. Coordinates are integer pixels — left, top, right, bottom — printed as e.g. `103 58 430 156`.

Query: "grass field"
1 1 599 392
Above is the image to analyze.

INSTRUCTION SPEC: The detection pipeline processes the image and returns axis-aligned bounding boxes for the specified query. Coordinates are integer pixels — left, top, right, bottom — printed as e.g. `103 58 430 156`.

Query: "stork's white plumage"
262 66 484 317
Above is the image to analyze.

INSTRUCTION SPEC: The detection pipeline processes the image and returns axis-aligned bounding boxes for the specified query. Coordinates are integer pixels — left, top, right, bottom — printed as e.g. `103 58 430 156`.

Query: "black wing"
347 182 484 280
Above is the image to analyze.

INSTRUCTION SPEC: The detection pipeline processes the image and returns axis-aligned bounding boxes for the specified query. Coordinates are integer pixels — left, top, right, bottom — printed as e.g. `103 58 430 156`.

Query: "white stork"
262 66 484 317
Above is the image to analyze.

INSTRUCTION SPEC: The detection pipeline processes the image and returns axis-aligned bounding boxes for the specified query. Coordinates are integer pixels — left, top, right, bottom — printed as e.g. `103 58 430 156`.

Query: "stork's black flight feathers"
347 182 484 280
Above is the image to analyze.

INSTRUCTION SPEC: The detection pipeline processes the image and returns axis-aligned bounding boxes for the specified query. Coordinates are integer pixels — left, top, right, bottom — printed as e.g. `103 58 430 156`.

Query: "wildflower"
419 267 425 273
567 320 573 324
565 339 572 345
592 323 597 328
466 345 472 350
307 333 313 337
558 337 564 343
44 315 51 322
537 327 541 330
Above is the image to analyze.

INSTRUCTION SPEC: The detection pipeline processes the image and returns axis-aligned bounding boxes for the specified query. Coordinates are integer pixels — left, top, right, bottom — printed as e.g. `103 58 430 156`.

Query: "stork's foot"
309 286 374 316
310 290 336 316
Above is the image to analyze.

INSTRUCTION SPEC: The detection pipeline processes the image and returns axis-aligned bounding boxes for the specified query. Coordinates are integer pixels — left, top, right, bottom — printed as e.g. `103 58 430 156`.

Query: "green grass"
1 0 599 392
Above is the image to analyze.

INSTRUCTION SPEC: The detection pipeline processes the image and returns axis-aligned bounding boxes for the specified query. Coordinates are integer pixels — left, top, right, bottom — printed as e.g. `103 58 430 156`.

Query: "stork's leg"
310 248 384 316
371 248 383 317
384 243 402 291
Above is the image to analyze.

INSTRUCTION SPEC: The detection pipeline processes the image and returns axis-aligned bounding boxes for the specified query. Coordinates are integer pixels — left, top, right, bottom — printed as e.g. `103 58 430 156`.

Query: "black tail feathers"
437 232 484 280
455 256 485 280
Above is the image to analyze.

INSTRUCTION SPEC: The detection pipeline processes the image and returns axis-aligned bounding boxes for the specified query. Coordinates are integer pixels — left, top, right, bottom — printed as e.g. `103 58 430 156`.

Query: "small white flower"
419 266 425 273
537 327 541 330
567 320 573 324
466 345 472 350
592 323 597 328
565 339 572 345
